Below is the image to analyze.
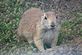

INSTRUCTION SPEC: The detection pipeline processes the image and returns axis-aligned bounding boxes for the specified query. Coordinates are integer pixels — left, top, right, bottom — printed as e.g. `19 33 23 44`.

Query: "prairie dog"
17 7 59 51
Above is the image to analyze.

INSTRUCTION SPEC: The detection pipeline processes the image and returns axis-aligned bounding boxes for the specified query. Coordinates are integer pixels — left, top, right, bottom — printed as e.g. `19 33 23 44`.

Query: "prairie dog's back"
17 8 44 37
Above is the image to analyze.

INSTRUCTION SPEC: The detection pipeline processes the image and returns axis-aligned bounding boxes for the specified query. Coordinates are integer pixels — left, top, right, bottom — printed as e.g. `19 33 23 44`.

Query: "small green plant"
57 12 82 45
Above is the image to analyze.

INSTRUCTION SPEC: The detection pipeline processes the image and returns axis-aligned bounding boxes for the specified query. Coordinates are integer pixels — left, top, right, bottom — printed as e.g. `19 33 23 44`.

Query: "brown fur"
17 7 59 51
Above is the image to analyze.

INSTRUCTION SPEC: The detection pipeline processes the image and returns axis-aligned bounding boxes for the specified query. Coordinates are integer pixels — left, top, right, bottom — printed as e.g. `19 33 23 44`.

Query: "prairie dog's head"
40 11 57 30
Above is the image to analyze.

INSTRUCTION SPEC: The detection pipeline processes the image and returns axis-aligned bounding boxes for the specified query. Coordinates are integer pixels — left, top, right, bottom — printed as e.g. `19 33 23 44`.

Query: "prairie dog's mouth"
42 27 55 32
51 27 55 29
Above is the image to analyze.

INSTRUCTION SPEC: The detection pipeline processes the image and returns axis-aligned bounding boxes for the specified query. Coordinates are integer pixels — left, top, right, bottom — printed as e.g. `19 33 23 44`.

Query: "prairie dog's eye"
44 17 47 20
56 16 58 19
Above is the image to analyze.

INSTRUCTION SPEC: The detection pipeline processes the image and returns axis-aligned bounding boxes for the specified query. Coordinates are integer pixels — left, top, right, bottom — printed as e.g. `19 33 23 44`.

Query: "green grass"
0 0 36 50
57 12 82 45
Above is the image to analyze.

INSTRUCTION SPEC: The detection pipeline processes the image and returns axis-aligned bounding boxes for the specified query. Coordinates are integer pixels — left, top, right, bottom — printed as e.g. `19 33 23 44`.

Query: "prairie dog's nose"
50 22 55 27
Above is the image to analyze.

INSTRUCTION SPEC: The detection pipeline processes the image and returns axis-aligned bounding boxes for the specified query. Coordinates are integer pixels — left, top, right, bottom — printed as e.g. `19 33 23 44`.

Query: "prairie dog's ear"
43 13 46 17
